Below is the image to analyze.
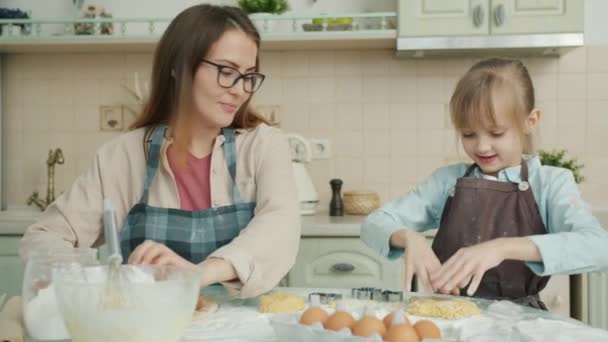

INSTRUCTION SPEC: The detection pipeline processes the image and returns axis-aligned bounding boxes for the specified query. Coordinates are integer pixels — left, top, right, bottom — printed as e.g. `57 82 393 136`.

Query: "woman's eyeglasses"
201 59 265 94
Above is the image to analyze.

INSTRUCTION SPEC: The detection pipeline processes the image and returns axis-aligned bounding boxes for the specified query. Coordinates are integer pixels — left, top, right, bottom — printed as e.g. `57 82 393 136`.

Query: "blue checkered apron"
119 125 256 264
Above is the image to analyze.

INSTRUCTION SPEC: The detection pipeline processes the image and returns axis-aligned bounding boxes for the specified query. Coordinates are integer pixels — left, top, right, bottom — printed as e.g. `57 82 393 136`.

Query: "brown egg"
324 311 356 331
299 307 329 325
384 323 420 342
383 311 412 329
352 316 387 337
413 320 441 339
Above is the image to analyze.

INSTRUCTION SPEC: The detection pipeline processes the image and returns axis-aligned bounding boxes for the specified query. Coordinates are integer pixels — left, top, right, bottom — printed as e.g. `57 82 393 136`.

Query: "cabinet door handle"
331 263 355 273
472 4 484 28
494 4 505 27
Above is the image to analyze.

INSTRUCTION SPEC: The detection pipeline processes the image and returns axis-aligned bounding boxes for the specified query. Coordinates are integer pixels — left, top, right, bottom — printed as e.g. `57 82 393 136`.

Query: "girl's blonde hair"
450 58 536 153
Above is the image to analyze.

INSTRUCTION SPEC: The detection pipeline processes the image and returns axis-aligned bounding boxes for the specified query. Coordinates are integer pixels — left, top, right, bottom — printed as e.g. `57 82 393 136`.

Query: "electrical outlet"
99 105 123 131
256 104 281 126
310 138 332 159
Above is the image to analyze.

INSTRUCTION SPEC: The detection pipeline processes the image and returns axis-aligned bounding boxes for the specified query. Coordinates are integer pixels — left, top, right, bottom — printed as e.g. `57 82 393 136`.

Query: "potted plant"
238 0 289 15
238 0 289 32
538 149 584 183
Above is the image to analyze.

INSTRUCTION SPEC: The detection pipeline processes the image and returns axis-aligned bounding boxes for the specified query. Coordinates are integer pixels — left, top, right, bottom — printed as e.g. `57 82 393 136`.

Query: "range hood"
396 33 584 58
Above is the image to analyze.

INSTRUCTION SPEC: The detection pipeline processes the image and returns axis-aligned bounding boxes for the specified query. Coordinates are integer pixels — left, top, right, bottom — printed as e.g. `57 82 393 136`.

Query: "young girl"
20 4 300 298
361 58 608 309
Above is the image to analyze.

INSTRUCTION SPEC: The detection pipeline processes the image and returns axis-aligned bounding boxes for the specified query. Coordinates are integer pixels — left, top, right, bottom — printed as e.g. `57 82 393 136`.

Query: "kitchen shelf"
0 12 397 53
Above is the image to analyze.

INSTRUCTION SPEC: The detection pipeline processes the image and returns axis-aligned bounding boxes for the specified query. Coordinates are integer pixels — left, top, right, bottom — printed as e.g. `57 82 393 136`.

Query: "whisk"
100 198 131 309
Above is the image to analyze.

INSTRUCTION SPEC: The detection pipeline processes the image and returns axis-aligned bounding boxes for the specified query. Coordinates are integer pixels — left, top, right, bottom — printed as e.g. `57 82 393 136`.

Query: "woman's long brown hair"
130 4 268 157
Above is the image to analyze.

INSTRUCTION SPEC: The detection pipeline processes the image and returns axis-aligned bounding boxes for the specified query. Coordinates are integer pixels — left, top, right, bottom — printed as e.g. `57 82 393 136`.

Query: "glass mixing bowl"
21 247 99 341
52 264 202 342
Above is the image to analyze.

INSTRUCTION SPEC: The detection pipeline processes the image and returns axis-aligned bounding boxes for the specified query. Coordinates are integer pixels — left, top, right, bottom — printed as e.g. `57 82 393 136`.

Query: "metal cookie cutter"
308 292 343 305
352 287 383 301
382 290 404 302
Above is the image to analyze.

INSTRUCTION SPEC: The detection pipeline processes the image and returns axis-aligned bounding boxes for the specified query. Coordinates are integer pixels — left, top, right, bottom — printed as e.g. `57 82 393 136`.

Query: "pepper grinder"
329 178 344 216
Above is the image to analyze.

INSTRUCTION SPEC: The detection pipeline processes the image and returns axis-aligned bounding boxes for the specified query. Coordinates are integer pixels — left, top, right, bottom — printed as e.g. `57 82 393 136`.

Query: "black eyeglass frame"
201 59 266 94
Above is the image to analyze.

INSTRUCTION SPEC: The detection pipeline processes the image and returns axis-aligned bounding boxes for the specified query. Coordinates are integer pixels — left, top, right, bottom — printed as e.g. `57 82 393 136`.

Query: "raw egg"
384 323 420 342
352 316 386 337
383 311 411 329
324 310 356 331
299 306 328 325
413 320 441 339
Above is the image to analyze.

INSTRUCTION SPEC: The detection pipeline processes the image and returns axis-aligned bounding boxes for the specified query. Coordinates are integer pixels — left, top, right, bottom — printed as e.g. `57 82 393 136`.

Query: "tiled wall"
2 46 608 210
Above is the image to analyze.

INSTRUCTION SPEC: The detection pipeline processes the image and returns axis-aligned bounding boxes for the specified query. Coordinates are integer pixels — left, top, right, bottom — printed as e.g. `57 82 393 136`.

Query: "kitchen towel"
0 296 24 342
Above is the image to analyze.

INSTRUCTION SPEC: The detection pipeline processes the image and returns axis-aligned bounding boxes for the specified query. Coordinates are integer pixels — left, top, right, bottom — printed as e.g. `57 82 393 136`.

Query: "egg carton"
268 311 461 342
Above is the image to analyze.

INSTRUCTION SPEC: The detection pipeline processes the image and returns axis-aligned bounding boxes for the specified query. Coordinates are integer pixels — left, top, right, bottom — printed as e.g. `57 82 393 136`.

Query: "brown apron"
431 160 550 310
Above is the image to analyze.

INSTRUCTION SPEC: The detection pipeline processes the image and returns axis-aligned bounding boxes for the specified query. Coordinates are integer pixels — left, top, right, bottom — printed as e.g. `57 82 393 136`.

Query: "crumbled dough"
258 292 306 313
407 297 481 319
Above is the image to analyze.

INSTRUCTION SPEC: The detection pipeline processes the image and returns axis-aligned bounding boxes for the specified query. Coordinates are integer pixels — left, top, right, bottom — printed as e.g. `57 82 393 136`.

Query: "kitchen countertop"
181 286 608 342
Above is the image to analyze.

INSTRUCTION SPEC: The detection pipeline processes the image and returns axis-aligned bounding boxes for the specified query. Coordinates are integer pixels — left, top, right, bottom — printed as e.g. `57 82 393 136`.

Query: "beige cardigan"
20 124 301 297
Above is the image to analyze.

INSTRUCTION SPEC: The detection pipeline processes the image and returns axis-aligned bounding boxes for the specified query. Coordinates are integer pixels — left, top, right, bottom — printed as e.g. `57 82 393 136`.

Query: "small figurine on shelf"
74 4 96 35
98 7 113 35
74 4 113 35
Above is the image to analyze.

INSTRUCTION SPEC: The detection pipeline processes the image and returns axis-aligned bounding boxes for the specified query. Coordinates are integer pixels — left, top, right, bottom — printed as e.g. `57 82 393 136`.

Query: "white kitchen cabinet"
399 0 583 37
290 234 570 317
288 237 404 290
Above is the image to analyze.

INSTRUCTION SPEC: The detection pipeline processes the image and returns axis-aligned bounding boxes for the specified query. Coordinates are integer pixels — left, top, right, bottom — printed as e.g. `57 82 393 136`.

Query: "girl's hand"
400 230 443 294
128 240 195 268
429 239 506 296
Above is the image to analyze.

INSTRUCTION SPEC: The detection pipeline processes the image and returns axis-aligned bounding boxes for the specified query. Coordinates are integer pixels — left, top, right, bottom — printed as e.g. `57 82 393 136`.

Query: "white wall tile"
557 101 587 131
587 101 608 130
3 51 608 209
364 129 390 156
364 156 390 183
416 76 444 103
390 157 418 183
559 47 587 73
587 74 608 100
283 77 309 102
389 129 418 157
361 51 391 76
334 51 362 76
308 77 335 103
281 52 309 77
418 103 445 129
334 130 363 157
387 59 417 76
307 51 335 77
389 104 417 130
335 104 363 130
335 76 363 103
363 104 389 130
587 46 608 73
362 77 390 103
389 77 417 103
558 74 587 100
534 74 558 101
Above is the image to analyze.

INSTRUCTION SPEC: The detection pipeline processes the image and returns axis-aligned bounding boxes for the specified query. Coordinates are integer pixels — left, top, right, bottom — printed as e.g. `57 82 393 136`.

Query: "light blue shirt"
361 156 608 276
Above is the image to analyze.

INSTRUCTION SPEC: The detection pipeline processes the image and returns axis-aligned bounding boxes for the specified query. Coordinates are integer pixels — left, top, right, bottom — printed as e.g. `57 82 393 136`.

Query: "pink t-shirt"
166 145 212 211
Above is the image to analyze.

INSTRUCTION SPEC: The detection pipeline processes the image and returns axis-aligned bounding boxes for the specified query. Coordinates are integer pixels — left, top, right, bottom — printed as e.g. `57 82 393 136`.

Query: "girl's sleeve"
361 166 456 260
526 169 608 275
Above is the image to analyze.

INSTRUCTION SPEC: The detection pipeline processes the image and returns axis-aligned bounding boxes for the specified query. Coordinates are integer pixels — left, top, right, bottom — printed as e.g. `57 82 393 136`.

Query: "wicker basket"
342 191 380 215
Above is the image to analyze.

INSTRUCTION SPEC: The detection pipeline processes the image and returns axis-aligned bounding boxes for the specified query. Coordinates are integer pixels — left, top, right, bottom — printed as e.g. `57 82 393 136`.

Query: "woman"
20 4 300 298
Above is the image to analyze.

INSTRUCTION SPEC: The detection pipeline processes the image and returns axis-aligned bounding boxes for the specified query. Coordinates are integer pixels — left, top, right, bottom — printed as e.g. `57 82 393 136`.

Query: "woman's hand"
393 229 443 294
429 239 506 296
128 240 195 268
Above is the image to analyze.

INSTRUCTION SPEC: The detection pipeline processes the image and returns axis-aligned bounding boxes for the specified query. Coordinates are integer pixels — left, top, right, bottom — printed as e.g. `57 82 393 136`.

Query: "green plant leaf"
538 149 585 183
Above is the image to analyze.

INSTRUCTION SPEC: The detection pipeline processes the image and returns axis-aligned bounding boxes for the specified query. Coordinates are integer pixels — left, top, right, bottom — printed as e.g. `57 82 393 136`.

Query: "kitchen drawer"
288 238 404 290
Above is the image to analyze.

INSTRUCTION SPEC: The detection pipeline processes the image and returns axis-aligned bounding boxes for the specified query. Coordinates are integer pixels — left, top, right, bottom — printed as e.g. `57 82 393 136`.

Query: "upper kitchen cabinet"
397 0 584 57
399 0 583 36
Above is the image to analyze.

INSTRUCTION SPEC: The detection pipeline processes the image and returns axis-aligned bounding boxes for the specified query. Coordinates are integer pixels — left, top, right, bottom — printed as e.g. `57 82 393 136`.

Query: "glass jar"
21 247 98 341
